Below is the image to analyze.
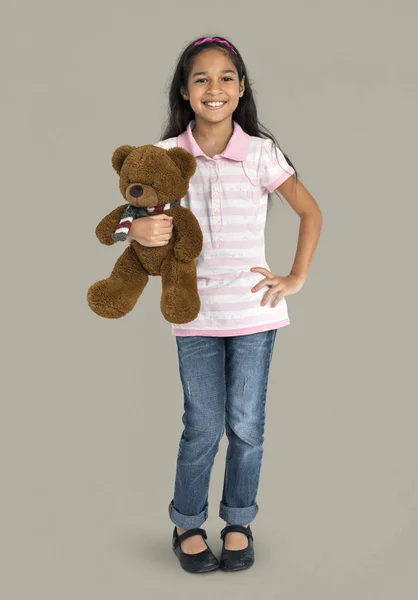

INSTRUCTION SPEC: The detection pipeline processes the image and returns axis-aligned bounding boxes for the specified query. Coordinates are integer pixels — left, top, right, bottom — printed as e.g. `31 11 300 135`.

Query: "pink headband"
193 37 237 55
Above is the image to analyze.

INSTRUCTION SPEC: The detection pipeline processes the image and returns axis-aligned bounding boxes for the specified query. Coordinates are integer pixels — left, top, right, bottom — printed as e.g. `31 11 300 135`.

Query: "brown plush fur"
87 145 203 323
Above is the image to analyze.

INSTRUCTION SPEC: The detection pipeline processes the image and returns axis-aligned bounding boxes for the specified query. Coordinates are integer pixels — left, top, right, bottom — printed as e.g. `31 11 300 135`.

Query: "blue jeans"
168 328 278 529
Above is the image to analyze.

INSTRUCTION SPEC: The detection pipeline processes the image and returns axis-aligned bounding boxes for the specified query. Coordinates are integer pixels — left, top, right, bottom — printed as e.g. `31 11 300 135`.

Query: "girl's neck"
191 117 234 158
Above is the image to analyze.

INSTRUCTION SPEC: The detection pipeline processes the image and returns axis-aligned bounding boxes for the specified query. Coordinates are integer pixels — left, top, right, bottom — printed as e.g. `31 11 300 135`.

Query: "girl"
126 35 322 573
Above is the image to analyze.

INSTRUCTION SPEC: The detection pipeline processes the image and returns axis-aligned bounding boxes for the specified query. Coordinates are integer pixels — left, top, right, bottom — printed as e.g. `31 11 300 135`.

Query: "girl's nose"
207 84 221 93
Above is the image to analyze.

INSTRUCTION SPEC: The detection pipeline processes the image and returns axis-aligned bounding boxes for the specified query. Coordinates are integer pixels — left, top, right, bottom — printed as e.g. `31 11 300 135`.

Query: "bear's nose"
130 185 144 198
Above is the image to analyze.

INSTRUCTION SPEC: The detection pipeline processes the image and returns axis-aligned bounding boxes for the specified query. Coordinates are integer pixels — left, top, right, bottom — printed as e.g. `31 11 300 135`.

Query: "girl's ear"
180 86 189 100
240 75 245 96
112 145 135 174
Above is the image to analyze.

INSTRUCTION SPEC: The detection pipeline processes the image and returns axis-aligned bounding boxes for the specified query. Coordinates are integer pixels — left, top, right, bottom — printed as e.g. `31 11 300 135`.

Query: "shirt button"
213 191 218 196
211 175 217 182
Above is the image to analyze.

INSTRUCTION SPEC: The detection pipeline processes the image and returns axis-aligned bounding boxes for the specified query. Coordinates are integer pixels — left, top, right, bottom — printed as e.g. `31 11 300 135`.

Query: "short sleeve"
258 138 295 192
153 139 176 150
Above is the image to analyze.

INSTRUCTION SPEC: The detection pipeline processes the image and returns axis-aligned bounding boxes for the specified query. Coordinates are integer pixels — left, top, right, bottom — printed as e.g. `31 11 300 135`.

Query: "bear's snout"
129 185 144 198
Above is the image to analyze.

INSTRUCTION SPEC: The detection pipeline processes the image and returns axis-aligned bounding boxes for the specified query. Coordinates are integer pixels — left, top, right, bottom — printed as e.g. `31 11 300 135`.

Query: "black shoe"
172 526 220 573
219 524 255 571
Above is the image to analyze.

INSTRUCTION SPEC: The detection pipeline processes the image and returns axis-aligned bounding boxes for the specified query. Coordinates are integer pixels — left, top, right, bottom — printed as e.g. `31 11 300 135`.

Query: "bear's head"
111 144 197 208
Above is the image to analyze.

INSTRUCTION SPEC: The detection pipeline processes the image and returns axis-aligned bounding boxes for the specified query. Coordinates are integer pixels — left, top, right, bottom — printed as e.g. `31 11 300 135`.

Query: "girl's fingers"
251 278 267 292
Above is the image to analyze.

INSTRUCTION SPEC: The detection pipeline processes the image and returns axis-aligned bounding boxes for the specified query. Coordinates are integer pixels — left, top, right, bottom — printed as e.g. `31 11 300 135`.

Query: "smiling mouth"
203 101 228 109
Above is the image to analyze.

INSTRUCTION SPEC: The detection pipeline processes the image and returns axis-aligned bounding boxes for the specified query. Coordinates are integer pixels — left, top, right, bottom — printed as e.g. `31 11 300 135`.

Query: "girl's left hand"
250 267 305 307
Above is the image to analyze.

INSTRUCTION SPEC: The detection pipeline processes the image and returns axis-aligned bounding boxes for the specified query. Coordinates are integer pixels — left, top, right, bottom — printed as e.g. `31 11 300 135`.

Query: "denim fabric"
167 328 278 529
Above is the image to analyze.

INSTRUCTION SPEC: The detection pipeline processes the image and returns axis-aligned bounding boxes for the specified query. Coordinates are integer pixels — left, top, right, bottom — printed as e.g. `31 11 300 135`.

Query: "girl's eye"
195 77 233 83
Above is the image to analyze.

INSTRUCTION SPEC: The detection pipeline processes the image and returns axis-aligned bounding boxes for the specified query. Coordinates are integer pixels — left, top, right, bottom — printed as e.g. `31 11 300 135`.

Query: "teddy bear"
86 144 203 324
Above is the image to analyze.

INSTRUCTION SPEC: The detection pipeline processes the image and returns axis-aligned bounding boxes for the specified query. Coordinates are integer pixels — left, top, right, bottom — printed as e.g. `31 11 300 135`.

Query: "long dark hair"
159 34 298 213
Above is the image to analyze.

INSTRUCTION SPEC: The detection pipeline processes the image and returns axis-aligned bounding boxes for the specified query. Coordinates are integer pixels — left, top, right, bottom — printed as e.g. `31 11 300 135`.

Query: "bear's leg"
87 244 149 319
160 256 200 324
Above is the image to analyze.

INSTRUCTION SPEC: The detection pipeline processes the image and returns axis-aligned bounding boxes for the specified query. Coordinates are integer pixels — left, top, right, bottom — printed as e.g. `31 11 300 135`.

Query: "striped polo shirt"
153 119 295 337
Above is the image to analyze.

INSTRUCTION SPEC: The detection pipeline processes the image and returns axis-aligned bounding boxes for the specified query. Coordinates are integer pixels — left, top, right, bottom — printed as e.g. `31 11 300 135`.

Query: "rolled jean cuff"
219 501 259 524
168 500 208 529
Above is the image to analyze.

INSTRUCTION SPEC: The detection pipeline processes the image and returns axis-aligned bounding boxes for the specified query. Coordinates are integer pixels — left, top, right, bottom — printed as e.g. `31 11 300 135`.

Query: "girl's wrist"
289 271 306 283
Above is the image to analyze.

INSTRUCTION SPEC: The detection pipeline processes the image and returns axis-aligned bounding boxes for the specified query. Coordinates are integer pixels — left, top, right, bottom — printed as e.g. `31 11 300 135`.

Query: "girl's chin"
195 106 234 119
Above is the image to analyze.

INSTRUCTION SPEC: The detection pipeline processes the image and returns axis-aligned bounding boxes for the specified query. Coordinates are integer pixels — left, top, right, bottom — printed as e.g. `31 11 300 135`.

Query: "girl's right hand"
127 214 174 246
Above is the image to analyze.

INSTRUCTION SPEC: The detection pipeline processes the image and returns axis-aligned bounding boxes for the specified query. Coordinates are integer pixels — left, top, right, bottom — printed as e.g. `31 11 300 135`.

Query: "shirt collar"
177 119 250 161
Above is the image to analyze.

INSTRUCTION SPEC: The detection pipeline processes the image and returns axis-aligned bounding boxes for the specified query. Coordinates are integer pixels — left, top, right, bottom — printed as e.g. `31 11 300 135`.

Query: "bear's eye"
150 180 157 186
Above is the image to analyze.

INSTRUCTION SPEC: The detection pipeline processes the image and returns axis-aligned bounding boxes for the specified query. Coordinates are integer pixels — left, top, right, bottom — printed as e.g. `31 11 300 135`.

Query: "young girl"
126 35 322 573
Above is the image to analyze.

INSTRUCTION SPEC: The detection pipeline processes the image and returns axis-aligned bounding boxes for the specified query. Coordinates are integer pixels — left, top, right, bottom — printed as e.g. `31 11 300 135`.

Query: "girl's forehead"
189 50 237 74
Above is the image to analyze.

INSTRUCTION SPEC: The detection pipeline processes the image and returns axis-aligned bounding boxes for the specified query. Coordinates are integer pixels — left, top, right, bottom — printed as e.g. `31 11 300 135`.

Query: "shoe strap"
174 527 207 547
220 524 253 540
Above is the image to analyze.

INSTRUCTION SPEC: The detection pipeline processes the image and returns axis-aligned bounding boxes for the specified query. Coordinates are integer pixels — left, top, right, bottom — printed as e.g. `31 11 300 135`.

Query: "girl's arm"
276 176 323 282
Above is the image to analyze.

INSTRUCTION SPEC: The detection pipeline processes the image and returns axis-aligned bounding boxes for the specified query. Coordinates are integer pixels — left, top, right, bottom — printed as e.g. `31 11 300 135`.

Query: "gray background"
2 0 417 597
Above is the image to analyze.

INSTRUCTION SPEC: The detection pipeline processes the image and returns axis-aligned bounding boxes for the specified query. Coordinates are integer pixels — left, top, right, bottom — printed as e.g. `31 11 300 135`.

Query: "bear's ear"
166 147 197 181
112 145 136 175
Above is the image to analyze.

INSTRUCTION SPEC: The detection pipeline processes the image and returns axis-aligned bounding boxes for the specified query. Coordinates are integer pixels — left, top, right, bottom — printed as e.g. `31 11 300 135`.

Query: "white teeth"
205 101 226 106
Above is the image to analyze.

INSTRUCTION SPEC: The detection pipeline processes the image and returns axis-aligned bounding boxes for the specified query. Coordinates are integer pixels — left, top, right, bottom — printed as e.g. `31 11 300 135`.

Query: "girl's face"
181 49 245 124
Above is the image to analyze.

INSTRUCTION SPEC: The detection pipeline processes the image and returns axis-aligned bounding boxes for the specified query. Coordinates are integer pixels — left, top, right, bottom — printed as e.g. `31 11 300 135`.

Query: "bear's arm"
172 206 203 260
95 204 128 246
